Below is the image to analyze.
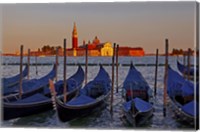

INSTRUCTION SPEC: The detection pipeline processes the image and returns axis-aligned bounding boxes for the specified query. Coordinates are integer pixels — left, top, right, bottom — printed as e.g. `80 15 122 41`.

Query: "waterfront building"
67 22 145 57
13 23 145 57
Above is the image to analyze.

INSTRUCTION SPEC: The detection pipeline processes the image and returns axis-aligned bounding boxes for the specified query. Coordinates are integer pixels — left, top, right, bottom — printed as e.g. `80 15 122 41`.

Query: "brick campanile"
72 22 78 49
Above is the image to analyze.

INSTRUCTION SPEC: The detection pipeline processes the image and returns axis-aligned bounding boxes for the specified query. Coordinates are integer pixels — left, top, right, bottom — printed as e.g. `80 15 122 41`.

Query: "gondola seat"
14 93 49 103
123 97 152 113
81 81 106 98
66 95 95 106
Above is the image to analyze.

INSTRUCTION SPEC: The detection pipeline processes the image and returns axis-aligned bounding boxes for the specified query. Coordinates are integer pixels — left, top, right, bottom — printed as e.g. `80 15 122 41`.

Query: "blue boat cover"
181 100 199 116
123 97 152 113
3 64 56 95
9 65 84 105
66 95 95 106
44 80 76 95
177 61 199 76
3 79 38 95
2 64 29 88
43 65 84 95
123 64 150 91
93 65 110 82
14 93 49 103
65 65 110 106
81 65 111 96
167 66 194 97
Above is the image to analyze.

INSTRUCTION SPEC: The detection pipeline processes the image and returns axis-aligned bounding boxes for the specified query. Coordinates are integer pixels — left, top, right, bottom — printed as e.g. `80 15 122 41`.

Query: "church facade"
63 23 145 57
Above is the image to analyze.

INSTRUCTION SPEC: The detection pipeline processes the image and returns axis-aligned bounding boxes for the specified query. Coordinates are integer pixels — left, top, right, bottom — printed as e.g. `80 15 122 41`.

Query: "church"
63 23 145 57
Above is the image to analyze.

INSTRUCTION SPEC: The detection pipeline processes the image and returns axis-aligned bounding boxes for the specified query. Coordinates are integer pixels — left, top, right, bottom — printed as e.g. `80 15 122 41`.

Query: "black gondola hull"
3 65 84 120
123 107 153 126
169 97 198 126
56 94 110 122
122 63 153 126
3 88 79 120
3 100 53 120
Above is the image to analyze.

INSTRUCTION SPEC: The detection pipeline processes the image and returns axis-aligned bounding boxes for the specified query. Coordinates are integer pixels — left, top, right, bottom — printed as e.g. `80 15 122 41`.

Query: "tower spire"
72 22 78 49
73 22 77 35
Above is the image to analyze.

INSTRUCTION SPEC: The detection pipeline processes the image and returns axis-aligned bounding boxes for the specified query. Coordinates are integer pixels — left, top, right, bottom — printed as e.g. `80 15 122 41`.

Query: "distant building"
63 22 145 56
4 22 145 57
118 47 145 56
20 23 144 57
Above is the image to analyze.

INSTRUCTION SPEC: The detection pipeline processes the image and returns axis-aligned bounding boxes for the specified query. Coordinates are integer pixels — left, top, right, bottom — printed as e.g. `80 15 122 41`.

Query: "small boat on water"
3 64 56 96
50 65 111 122
2 64 29 89
177 61 199 80
122 63 153 126
167 66 199 125
3 65 84 120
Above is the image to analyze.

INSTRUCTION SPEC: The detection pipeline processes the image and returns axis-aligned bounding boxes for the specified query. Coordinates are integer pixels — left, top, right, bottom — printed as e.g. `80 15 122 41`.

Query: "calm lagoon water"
1 56 196 130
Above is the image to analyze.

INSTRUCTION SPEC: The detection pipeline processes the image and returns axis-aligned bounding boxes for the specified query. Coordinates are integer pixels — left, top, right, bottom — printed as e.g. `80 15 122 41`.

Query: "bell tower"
72 22 78 49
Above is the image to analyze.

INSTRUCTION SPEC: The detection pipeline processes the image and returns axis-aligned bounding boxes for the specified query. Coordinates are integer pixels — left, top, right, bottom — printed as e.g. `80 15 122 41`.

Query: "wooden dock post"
187 48 191 80
55 47 59 82
27 49 30 80
183 52 186 78
35 55 38 75
19 45 23 99
63 39 67 103
85 44 88 85
154 49 159 96
163 39 169 117
116 44 119 93
110 43 116 113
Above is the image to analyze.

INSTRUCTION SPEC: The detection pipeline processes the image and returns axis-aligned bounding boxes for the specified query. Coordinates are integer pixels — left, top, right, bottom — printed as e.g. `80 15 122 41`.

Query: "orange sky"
1 2 197 54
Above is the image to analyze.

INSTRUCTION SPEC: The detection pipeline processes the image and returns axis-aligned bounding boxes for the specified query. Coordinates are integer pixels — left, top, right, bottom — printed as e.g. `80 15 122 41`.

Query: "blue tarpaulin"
177 61 198 76
182 100 199 116
65 65 110 106
2 64 29 88
66 95 95 106
167 66 194 97
44 65 84 95
3 79 38 95
123 64 150 91
80 65 111 96
3 64 56 95
93 65 110 82
123 97 152 113
14 93 49 103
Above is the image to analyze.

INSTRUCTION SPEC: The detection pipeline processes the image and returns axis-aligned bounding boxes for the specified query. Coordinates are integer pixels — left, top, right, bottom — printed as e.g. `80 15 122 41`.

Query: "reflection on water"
1 56 196 129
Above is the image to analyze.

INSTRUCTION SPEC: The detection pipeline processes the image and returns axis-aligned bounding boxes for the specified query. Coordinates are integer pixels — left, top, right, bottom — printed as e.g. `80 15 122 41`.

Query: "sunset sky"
1 2 197 54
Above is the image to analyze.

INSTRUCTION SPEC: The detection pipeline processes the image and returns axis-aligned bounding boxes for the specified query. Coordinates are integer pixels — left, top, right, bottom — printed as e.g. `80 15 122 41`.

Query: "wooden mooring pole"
55 47 59 82
116 44 119 93
163 39 169 117
154 49 159 96
27 49 30 80
183 52 186 79
187 48 191 80
63 39 67 103
85 44 88 85
110 43 116 113
19 45 23 99
35 55 38 75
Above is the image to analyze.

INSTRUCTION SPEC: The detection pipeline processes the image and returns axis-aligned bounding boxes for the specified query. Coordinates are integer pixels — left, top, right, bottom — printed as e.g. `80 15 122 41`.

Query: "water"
1 56 196 130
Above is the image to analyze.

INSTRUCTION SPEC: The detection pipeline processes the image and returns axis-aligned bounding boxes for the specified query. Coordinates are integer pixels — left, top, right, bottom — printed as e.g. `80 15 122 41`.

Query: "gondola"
167 66 199 125
3 65 84 120
122 63 153 126
50 65 111 122
177 61 199 80
3 64 56 96
2 64 29 89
